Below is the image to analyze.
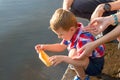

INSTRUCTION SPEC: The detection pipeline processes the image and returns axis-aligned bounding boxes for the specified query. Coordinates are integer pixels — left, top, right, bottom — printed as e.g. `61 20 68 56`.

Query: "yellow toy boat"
38 50 51 67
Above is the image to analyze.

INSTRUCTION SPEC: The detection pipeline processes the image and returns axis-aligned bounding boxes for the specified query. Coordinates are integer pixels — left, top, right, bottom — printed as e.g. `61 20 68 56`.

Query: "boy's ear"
70 26 76 31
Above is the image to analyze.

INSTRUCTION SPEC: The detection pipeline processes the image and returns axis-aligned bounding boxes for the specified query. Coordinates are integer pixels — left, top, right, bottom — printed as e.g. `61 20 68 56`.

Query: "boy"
35 8 105 80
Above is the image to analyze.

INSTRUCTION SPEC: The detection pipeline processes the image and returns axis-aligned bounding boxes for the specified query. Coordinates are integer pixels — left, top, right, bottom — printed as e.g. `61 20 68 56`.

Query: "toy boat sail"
38 50 51 67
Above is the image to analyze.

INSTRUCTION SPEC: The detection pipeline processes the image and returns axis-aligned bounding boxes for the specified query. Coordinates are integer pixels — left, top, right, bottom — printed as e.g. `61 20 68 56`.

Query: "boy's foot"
84 75 90 80
73 76 81 80
73 75 90 80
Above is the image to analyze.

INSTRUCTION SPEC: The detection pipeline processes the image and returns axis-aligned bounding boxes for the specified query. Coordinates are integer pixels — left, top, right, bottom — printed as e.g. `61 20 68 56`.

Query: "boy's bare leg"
117 36 120 49
73 58 89 80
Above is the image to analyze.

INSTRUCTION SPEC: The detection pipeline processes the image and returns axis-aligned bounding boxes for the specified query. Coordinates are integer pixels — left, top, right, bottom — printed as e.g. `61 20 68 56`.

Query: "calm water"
0 0 68 80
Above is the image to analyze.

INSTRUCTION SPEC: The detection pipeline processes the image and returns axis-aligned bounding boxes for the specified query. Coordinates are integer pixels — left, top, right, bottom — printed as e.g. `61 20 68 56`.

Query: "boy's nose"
58 35 62 39
58 36 61 39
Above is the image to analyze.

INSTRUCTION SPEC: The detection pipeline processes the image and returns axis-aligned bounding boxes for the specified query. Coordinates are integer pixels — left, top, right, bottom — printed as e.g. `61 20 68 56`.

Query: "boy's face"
53 27 76 40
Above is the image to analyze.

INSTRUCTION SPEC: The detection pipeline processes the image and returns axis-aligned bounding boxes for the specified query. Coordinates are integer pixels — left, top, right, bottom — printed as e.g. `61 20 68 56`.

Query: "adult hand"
72 41 97 60
83 17 111 35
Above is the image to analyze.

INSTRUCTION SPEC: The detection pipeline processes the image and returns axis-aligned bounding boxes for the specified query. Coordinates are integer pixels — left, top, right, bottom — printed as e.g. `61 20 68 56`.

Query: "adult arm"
91 0 120 20
62 0 74 10
78 24 120 59
84 12 120 35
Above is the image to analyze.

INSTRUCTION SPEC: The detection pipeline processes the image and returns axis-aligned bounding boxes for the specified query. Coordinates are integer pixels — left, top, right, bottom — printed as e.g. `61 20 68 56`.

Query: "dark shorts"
70 0 117 35
85 57 104 76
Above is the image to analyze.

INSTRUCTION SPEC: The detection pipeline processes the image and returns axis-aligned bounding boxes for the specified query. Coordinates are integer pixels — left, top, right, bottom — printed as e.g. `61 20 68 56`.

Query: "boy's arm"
72 33 94 60
41 43 67 52
49 55 88 66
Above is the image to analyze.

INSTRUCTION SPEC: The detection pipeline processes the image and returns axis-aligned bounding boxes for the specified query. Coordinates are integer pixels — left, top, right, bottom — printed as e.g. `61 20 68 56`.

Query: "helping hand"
83 17 110 35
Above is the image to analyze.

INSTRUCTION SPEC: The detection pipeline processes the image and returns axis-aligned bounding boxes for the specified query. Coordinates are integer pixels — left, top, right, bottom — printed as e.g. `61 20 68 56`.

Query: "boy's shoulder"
80 31 96 41
81 31 93 36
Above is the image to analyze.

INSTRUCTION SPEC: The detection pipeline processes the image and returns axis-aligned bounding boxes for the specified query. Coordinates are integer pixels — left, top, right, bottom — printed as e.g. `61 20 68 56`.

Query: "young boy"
35 8 105 80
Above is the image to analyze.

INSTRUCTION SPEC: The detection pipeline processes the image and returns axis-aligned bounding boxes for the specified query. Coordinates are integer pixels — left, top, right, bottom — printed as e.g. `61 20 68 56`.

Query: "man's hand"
91 4 105 21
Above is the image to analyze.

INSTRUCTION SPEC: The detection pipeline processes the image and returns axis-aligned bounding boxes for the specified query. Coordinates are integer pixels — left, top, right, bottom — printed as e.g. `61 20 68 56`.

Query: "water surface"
0 0 68 80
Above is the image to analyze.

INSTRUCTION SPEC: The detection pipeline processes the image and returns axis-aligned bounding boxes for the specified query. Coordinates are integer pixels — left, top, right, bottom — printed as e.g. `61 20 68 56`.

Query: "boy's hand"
49 55 64 66
35 44 44 53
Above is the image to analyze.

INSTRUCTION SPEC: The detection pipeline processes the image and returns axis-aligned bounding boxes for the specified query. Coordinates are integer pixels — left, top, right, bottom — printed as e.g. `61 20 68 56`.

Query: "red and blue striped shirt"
61 23 105 58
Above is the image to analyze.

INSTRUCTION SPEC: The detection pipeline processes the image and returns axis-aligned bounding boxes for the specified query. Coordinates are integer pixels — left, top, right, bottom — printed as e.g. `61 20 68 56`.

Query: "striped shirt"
61 23 105 58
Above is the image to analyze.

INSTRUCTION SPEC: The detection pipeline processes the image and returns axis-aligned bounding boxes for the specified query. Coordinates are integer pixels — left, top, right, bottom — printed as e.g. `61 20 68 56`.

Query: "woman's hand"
72 41 97 60
83 16 111 35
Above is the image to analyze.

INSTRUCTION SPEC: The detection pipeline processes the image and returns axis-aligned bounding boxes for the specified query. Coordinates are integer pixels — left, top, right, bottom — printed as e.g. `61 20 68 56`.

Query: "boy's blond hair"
50 8 77 31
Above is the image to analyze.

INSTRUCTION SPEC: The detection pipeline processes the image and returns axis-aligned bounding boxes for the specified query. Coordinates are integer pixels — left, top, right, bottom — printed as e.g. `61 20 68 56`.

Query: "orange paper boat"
38 50 51 67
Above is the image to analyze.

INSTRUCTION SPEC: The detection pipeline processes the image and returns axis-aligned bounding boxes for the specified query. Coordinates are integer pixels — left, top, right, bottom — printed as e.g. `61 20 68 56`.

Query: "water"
0 0 68 80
